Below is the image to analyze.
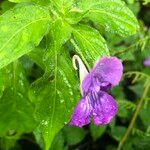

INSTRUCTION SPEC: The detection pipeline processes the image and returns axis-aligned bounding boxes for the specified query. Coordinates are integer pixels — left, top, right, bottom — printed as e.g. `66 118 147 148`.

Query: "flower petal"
82 73 92 94
143 58 150 67
92 91 118 125
70 96 92 127
92 57 123 86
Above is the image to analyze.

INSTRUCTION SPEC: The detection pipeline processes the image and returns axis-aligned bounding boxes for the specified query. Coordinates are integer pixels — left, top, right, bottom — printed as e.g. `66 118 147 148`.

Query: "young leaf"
72 24 109 67
0 62 37 136
51 0 74 13
29 49 80 150
78 0 139 36
0 3 51 69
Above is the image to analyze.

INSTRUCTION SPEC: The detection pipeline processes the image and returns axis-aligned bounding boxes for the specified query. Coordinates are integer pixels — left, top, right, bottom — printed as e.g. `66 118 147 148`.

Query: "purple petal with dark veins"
82 73 92 94
82 57 123 93
92 91 118 125
70 96 92 127
92 57 123 86
70 56 122 127
99 81 112 91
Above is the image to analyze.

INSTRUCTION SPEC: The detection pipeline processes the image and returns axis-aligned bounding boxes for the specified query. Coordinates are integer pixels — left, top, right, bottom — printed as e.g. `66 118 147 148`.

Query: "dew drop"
69 90 73 96
41 120 48 126
64 122 67 125
60 99 64 103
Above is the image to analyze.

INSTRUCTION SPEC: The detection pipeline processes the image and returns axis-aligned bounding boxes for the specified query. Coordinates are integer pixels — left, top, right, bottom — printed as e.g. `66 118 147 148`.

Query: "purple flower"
143 58 150 67
70 56 123 127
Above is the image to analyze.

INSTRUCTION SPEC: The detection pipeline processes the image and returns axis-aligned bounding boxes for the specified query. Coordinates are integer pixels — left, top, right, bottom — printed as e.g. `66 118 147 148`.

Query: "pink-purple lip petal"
70 56 123 127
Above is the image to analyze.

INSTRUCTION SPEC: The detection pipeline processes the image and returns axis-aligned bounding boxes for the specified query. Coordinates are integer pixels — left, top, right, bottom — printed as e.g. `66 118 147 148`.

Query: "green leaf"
34 128 45 150
48 19 72 49
0 3 51 69
0 62 37 137
65 8 85 24
90 124 106 141
29 18 72 71
27 35 49 71
132 128 147 137
72 24 109 67
29 48 80 150
0 89 36 136
29 18 73 149
134 136 150 150
29 19 74 149
106 145 117 150
0 1 15 13
126 0 135 4
111 126 127 142
50 0 84 24
28 45 47 70
50 131 65 150
51 0 74 13
78 0 139 36
8 0 50 5
63 126 86 145
143 0 150 5
0 138 19 150
140 102 150 126
0 71 4 98
124 71 150 84
117 100 136 118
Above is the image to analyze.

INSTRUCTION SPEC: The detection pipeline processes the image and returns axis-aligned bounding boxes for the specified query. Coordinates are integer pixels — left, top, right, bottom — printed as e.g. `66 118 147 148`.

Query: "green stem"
117 83 150 150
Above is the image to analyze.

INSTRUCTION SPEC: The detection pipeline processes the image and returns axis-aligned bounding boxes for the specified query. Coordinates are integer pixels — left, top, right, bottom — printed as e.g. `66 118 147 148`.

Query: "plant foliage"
0 0 149 150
